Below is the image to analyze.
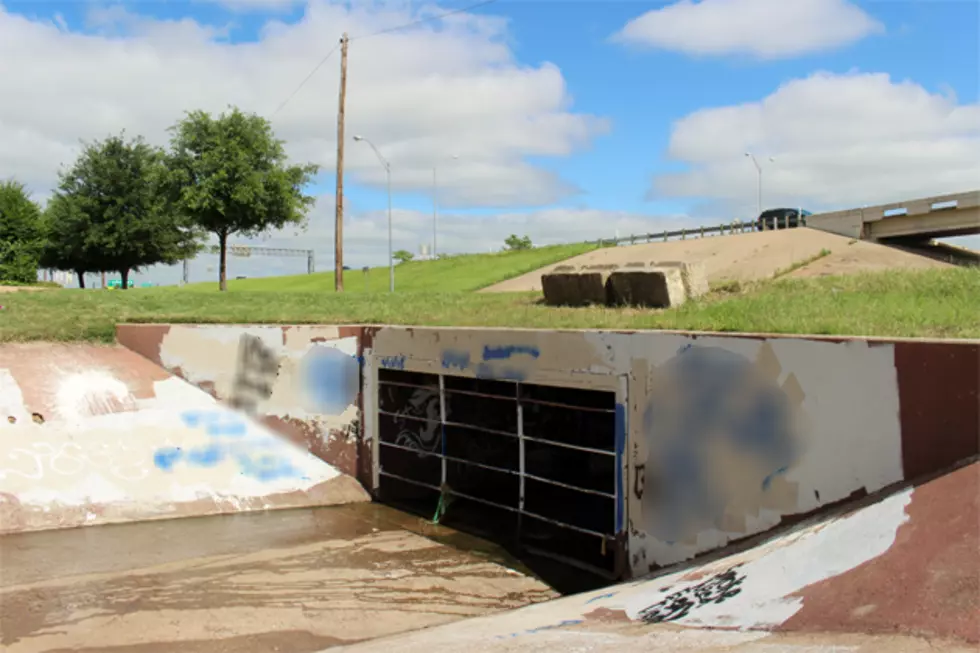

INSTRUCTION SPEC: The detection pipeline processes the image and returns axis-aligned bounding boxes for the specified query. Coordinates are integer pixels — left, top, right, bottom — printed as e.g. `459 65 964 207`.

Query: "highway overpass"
808 190 979 242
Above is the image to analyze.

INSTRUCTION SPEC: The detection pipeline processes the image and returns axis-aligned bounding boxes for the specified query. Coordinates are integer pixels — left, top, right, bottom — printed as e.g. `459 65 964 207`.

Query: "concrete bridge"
807 190 979 242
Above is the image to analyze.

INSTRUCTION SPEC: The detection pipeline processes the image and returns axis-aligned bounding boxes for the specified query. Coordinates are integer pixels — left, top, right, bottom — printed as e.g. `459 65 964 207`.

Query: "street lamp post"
432 154 459 260
354 135 394 292
744 152 775 218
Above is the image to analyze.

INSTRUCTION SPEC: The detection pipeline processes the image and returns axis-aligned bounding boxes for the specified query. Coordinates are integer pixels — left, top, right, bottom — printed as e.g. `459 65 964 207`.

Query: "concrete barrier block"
541 271 582 306
652 260 709 300
577 265 619 305
608 267 686 308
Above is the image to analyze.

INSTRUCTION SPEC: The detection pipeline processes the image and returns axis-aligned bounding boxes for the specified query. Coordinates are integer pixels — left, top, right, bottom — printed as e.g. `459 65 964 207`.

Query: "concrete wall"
0 343 367 535
365 327 979 576
117 324 372 487
113 323 978 578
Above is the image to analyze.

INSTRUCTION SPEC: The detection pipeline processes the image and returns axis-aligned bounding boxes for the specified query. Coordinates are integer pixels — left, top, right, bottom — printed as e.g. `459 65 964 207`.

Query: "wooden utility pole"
334 32 350 292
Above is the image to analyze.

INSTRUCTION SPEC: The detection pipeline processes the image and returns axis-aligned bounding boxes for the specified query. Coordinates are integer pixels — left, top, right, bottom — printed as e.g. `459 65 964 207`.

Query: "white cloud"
614 0 884 59
652 71 980 218
0 1 607 208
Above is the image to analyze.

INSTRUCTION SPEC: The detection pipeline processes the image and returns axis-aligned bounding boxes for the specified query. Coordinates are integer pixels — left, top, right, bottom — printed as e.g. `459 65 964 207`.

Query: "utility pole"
334 32 349 292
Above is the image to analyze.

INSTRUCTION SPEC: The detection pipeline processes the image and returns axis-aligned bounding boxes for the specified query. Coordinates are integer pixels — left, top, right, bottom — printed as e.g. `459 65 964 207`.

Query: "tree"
166 107 319 291
43 134 203 289
0 180 44 283
504 234 533 251
393 249 414 264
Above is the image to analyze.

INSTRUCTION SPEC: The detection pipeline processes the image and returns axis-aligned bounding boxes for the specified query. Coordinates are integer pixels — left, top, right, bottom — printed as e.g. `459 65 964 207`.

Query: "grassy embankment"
2 265 977 343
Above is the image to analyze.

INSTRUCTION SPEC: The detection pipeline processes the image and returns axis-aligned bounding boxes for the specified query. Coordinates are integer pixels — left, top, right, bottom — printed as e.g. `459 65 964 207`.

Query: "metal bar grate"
376 368 620 573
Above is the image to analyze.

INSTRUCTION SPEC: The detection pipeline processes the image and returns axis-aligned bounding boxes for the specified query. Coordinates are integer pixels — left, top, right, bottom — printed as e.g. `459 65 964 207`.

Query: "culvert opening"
376 368 620 591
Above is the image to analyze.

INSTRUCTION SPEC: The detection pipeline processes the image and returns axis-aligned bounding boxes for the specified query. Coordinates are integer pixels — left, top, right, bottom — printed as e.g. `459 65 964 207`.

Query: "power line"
350 0 499 41
270 40 341 118
268 0 499 116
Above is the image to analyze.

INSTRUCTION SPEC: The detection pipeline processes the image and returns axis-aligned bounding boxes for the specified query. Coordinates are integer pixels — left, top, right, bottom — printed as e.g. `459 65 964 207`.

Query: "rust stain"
895 342 979 481
582 607 630 623
779 462 980 644
115 324 171 367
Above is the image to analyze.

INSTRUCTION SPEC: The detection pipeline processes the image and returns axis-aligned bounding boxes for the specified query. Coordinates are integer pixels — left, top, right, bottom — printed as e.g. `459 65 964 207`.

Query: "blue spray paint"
482 345 540 361
474 363 526 381
153 447 182 471
379 355 406 370
441 349 471 371
615 403 626 534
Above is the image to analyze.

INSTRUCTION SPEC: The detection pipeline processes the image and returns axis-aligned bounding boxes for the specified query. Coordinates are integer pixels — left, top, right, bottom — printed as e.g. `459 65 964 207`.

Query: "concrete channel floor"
0 502 556 652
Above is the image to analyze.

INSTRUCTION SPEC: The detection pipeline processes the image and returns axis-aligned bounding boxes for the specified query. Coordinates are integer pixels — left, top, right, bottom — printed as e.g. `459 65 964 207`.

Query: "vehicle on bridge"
756 207 812 231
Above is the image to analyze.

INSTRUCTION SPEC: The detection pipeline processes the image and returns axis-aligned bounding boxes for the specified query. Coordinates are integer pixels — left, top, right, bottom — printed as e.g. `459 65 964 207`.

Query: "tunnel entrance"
375 368 623 587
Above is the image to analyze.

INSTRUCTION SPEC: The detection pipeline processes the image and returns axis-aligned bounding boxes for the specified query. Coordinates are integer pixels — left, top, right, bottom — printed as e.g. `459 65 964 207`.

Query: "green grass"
181 243 599 293
1 267 977 343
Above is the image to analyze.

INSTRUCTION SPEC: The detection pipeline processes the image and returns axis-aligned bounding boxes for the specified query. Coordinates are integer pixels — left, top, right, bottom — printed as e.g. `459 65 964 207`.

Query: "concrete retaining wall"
0 343 367 535
365 327 978 576
113 324 978 578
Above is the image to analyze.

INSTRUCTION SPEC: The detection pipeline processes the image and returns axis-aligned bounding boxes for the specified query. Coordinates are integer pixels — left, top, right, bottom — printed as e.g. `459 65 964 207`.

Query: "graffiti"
0 441 150 481
379 355 406 370
640 344 803 542
441 349 470 371
381 385 441 456
299 342 360 414
482 345 540 361
154 409 302 481
637 566 746 624
440 344 537 381
229 334 280 414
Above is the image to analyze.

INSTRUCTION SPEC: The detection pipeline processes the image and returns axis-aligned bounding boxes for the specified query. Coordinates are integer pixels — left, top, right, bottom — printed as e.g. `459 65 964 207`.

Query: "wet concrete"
0 503 556 652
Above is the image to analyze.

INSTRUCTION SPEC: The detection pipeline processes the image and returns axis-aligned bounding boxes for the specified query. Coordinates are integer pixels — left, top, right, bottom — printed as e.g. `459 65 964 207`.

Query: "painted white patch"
52 370 135 425
0 369 31 425
620 487 913 630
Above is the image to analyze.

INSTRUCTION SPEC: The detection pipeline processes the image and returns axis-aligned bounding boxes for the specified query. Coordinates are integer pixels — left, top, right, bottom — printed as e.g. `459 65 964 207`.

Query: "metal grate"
375 368 620 576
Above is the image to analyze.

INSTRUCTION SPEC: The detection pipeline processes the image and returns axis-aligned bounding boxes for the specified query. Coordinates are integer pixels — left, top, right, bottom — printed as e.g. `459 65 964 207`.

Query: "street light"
353 135 394 292
744 152 775 217
432 154 459 260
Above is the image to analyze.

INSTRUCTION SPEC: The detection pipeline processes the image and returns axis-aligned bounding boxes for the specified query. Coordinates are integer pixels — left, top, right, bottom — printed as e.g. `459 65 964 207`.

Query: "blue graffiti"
156 409 302 481
482 344 540 361
181 410 247 437
153 447 182 471
641 345 801 542
586 591 618 604
441 349 471 371
300 345 360 414
379 355 406 370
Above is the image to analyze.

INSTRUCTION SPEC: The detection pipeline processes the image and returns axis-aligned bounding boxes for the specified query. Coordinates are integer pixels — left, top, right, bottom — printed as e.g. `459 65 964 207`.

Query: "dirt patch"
0 285 50 293
482 229 951 293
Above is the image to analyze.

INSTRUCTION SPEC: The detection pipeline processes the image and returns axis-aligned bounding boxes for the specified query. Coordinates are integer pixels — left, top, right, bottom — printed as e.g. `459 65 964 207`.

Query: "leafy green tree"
504 234 533 251
166 107 319 291
43 134 203 289
393 249 414 264
0 180 44 283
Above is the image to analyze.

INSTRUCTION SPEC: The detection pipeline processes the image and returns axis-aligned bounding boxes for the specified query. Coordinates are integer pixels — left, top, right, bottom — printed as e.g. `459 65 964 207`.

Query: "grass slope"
2 267 977 343
183 243 599 293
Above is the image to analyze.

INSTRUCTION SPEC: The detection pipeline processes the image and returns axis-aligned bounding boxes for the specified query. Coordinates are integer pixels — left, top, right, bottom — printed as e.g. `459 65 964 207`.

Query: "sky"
1 0 978 286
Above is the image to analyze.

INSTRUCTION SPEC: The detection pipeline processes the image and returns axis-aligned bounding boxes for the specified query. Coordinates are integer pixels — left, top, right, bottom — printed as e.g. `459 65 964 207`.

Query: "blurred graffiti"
299 341 360 415
640 344 803 542
153 409 302 481
380 384 442 456
637 565 746 624
229 334 280 414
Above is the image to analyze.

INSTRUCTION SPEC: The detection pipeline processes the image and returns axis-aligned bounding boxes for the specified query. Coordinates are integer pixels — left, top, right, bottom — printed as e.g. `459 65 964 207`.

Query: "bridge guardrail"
592 215 806 248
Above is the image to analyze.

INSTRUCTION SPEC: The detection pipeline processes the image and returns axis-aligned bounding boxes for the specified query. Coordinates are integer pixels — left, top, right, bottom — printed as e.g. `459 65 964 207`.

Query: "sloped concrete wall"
0 343 367 535
117 324 372 487
366 327 978 576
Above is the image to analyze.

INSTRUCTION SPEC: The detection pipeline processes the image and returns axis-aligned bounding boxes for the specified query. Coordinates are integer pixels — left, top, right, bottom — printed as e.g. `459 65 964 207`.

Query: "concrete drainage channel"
2 324 976 651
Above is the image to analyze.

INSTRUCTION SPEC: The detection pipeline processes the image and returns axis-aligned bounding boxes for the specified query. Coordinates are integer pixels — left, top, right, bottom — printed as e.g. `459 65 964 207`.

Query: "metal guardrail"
593 216 805 248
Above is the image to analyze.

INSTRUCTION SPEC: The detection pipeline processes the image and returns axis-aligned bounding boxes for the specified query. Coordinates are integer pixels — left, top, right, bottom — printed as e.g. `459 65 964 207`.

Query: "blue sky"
1 0 978 285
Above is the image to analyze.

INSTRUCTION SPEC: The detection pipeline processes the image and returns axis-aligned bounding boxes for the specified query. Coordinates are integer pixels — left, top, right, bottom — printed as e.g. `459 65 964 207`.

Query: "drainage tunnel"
374 368 624 580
